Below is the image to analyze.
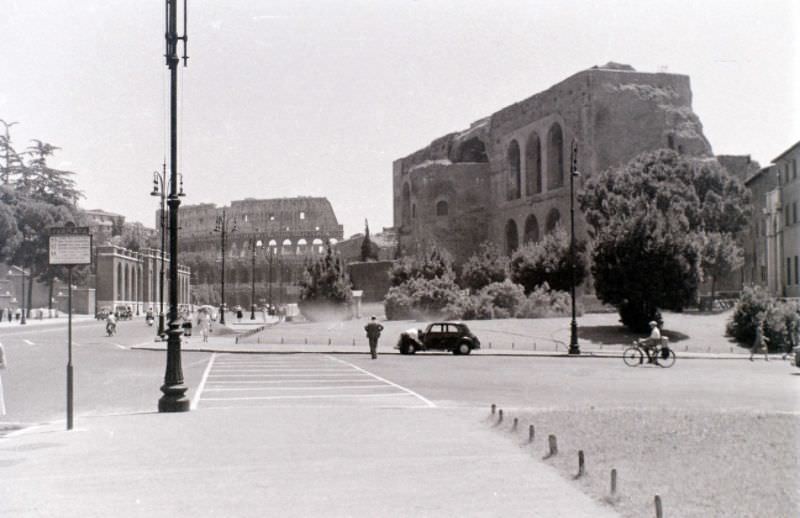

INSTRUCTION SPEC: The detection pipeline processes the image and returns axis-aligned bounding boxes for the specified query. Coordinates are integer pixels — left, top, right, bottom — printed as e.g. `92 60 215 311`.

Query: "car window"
445 324 458 334
429 324 444 334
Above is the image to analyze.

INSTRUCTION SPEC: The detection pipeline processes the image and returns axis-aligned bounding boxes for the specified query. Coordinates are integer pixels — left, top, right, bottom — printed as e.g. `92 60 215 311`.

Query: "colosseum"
393 62 715 263
173 197 344 307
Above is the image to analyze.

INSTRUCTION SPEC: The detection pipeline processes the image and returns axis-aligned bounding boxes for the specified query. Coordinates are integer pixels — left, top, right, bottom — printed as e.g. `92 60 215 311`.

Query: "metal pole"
250 238 256 319
66 266 74 430
158 167 166 337
268 252 272 308
219 210 226 325
19 266 26 324
158 0 189 413
568 139 580 355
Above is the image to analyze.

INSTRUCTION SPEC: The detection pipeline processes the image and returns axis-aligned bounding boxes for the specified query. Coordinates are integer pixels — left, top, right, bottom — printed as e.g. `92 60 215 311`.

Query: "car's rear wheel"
405 341 416 354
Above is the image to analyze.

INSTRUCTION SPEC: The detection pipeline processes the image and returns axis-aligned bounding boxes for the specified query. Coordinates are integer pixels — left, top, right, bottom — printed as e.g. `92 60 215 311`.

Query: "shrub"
443 291 494 320
479 280 526 318
299 244 352 305
389 247 454 287
459 242 508 291
384 275 462 320
726 286 800 351
516 283 580 318
509 228 587 294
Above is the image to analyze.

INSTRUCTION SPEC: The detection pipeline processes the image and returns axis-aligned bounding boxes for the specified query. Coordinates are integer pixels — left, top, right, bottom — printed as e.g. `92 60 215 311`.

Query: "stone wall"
394 63 714 264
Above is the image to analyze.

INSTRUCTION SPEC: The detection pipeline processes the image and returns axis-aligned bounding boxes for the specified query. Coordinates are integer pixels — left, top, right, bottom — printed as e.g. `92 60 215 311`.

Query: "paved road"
0 318 210 426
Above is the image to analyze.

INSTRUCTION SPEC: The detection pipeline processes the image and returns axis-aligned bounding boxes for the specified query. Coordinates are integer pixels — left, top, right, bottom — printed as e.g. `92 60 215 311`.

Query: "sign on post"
48 226 92 265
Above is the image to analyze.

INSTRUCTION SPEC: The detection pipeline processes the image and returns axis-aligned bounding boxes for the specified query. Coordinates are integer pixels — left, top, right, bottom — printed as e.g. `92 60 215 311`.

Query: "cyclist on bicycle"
639 320 662 363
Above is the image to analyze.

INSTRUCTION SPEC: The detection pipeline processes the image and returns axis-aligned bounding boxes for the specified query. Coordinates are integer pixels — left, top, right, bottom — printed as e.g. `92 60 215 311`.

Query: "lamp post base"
158 384 190 412
568 320 580 355
157 313 165 337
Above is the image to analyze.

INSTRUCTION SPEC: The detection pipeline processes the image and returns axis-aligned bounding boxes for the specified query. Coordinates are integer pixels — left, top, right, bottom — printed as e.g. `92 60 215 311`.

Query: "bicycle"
623 338 676 368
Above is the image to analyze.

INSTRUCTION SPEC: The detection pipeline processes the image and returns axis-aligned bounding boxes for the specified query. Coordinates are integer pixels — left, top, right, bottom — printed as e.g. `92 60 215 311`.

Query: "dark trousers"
368 339 378 359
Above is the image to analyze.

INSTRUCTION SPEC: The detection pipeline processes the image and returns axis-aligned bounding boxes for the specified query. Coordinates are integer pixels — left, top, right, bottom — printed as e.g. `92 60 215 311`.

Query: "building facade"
95 245 191 314
773 141 800 297
393 62 715 264
173 197 344 307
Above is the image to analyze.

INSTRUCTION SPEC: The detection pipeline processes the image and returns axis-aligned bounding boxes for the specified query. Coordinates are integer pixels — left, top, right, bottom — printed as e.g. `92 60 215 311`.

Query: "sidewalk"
0 405 619 517
0 314 95 329
136 334 757 360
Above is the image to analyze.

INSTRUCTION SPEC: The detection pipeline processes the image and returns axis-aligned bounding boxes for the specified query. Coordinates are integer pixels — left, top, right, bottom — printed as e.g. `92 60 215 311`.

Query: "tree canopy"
579 149 751 331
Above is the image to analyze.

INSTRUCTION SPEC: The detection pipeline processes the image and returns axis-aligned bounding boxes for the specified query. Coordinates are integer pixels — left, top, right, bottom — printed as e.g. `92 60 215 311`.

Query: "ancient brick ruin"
393 62 714 263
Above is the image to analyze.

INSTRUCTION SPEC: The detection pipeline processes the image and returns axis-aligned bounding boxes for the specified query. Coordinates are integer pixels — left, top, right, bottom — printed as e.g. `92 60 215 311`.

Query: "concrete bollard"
610 468 617 496
548 434 558 456
352 337 356 346
281 337 284 344
305 337 308 344
654 495 663 518
497 409 503 424
512 417 518 431
328 338 332 345
489 342 492 349
685 345 688 352
533 342 536 351
528 424 535 443
512 342 515 349
491 403 496 415
577 450 585 478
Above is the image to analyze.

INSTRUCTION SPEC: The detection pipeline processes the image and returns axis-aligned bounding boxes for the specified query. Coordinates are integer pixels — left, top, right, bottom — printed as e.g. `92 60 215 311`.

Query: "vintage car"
396 321 481 355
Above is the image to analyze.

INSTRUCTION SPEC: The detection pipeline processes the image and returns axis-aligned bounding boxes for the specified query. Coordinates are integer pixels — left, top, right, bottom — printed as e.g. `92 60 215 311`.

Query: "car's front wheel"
455 342 471 355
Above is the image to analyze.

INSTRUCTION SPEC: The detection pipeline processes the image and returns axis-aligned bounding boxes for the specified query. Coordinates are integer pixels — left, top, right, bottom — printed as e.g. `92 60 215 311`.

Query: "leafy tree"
579 149 750 331
299 244 352 304
389 247 454 287
459 242 508 291
726 286 800 352
698 231 744 300
509 228 587 294
385 275 461 320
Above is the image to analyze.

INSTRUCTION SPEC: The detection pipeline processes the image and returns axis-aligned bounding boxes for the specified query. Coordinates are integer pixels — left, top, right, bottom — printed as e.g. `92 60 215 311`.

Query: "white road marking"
191 352 217 410
205 379 368 385
23 339 34 345
203 384 388 392
201 392 418 401
207 373 364 378
326 355 437 408
111 343 128 350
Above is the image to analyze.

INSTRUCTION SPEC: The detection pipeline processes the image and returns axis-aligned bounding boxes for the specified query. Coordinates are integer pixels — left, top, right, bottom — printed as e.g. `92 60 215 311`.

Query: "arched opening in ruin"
117 263 124 301
297 238 308 255
401 183 411 226
524 214 540 244
505 219 519 256
525 132 542 195
507 140 521 200
436 200 449 216
547 123 564 190
268 239 278 256
312 238 324 254
282 239 292 255
454 137 488 163
545 208 561 234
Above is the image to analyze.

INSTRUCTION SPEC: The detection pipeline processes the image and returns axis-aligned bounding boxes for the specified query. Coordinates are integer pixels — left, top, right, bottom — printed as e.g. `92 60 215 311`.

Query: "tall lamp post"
151 163 168 338
0 119 19 184
267 247 274 310
568 139 581 355
158 0 190 413
250 238 263 319
213 209 237 324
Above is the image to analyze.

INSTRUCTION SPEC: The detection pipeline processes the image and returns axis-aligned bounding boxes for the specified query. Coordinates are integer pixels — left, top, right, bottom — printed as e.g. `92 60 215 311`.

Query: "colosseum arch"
401 183 411 226
282 238 292 255
505 219 519 256
267 239 278 256
545 208 561 234
435 200 449 217
507 140 521 201
525 131 542 195
547 123 564 190
524 214 540 244
297 238 308 255
312 238 324 254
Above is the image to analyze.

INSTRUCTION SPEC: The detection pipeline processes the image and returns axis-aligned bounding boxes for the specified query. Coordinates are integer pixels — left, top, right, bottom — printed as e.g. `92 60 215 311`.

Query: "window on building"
793 159 798 180
411 204 416 218
795 256 799 286
300 212 305 220
788 257 793 286
793 201 797 224
787 205 791 226
436 200 448 216
269 213 275 221
506 140 521 201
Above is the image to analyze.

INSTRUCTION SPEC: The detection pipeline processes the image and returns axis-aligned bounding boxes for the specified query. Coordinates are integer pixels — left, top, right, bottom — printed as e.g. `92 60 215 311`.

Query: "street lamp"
213 209 237 324
158 0 190 414
250 238 263 319
0 119 19 185
568 139 581 355
151 164 167 337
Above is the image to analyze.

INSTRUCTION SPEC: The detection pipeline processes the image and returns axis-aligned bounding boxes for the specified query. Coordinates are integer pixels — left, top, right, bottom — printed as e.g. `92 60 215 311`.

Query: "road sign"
48 226 92 265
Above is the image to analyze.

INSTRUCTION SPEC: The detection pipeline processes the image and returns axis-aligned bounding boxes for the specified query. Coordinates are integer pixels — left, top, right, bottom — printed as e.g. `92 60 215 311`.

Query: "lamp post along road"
250 237 262 319
213 209 236 325
158 0 190 413
151 163 167 338
568 139 581 355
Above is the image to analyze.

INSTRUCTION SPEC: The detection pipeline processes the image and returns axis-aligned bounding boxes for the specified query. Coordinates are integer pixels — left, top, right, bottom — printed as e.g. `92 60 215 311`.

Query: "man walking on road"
364 316 383 359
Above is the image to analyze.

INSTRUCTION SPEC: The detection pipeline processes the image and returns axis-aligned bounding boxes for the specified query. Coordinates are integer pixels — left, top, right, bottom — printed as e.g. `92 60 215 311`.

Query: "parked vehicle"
95 307 111 320
114 305 133 320
396 322 481 355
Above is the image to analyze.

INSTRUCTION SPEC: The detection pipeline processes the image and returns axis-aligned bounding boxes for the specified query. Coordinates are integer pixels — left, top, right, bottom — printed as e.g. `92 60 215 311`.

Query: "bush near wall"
726 286 800 351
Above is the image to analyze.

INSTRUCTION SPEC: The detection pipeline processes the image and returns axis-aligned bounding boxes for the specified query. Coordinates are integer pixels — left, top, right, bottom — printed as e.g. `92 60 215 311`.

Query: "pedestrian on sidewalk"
196 309 210 343
364 316 383 359
750 316 769 361
0 341 7 416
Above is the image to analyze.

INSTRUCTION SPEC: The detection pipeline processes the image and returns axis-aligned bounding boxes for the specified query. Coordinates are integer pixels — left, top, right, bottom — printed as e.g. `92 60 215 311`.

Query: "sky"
1 0 797 237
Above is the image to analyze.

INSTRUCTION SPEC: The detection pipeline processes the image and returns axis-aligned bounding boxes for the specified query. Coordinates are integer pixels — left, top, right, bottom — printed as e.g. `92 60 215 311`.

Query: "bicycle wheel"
623 347 643 367
655 348 676 368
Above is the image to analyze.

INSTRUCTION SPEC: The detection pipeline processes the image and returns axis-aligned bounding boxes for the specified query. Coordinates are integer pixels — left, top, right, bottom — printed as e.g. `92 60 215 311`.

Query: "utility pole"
158 0 190 413
0 119 19 185
568 139 581 355
214 209 236 325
